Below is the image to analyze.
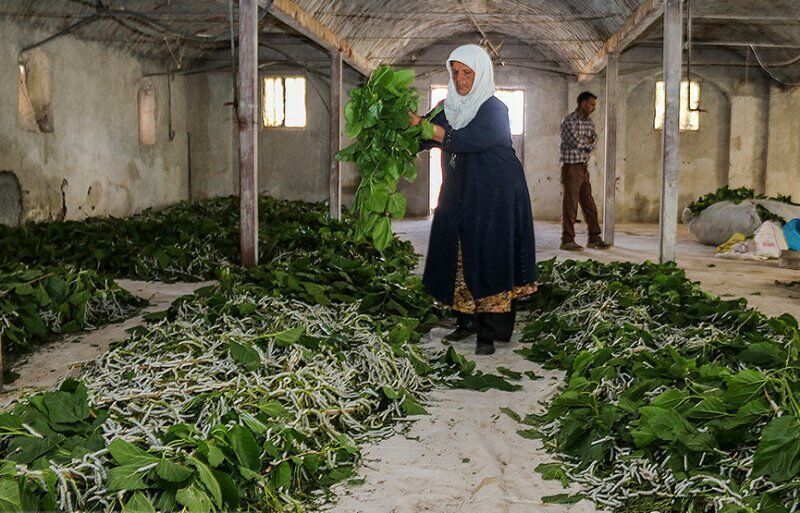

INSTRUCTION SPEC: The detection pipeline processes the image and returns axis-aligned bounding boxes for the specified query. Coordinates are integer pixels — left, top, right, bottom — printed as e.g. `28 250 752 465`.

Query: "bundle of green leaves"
336 66 436 250
517 259 800 512
0 266 143 358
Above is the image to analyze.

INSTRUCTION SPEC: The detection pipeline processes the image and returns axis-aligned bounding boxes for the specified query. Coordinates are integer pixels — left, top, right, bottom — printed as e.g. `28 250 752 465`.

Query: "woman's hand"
431 124 445 143
410 111 444 142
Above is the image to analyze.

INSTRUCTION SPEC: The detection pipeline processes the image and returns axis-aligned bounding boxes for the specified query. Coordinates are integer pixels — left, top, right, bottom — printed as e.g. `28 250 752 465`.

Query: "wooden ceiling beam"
261 0 373 76
578 0 664 82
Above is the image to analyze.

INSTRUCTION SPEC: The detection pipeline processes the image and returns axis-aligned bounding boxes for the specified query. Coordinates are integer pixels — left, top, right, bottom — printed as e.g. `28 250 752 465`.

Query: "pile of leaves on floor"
0 266 144 367
515 259 800 513
0 196 375 282
0 266 143 354
0 196 424 362
687 185 799 224
0 195 516 512
0 290 437 512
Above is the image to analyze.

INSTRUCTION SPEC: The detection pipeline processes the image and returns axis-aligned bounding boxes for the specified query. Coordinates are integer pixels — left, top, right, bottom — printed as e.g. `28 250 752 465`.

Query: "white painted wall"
765 85 800 201
0 19 189 224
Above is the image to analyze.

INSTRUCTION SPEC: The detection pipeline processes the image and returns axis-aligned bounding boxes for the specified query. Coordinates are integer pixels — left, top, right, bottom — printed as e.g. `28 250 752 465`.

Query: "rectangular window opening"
263 76 306 128
495 89 525 136
655 80 700 131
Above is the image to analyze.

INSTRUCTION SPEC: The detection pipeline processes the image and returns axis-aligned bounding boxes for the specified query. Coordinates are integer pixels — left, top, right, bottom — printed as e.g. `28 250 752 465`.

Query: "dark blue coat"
422 96 538 305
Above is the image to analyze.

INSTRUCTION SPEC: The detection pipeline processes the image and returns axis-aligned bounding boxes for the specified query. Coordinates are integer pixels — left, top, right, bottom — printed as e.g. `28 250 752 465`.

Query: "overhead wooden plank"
263 0 373 76
659 0 683 264
578 0 663 82
602 52 619 246
329 50 343 220
239 0 259 268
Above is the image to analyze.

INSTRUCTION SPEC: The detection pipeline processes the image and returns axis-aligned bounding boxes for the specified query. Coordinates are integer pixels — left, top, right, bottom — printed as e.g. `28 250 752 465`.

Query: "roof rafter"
578 0 664 82
262 0 373 76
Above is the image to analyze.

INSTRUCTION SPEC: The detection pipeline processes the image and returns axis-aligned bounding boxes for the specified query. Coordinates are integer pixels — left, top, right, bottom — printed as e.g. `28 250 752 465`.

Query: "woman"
410 44 538 356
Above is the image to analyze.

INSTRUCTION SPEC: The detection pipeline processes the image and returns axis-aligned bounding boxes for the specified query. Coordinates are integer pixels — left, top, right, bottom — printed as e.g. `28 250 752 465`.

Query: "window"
654 80 700 131
262 76 306 128
495 89 525 136
428 87 525 211
138 83 157 146
18 49 54 133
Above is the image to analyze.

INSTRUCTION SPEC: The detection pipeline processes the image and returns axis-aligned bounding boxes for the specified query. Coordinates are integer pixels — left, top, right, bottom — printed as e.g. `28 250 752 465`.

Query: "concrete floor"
395 218 800 320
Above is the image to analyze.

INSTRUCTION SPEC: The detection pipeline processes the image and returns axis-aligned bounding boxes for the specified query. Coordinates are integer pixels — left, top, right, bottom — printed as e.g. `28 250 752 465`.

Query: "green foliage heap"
0 266 143 362
516 259 800 512
336 66 438 250
0 287 439 512
688 186 799 224
0 194 462 512
0 193 526 512
0 197 428 361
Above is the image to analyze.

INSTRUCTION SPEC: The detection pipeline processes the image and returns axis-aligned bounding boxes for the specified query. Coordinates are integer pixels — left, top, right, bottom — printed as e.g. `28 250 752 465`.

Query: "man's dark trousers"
561 162 602 244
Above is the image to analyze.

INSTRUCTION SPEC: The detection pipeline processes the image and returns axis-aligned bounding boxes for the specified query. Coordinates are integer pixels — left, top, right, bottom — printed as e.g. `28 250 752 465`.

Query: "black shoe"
444 315 477 341
444 325 477 342
475 338 495 355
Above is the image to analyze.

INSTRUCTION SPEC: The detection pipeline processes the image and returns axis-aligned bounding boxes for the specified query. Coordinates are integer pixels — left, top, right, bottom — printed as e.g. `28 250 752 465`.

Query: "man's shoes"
475 337 495 355
587 240 612 250
560 241 584 252
444 321 477 342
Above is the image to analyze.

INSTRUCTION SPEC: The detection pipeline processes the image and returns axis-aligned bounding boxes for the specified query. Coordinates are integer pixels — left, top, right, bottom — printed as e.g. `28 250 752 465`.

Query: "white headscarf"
444 44 496 130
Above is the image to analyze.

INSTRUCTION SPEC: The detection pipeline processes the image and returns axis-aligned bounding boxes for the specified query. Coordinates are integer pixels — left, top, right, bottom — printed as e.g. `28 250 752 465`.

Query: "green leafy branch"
336 66 439 250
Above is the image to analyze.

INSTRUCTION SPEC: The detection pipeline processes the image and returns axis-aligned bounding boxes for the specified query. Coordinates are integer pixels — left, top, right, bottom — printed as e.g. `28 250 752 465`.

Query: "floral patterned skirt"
452 243 538 314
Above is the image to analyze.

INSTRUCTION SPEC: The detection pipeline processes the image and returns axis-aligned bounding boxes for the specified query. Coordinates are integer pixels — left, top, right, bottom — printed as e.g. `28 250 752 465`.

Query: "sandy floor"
325 219 800 513
328 328 600 513
0 280 213 405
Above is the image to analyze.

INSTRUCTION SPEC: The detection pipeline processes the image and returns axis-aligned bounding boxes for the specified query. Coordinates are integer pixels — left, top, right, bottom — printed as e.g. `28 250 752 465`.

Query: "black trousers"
456 310 516 342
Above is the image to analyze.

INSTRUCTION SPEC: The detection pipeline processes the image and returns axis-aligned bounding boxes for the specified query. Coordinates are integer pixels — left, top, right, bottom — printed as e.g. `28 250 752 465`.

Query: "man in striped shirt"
559 91 611 252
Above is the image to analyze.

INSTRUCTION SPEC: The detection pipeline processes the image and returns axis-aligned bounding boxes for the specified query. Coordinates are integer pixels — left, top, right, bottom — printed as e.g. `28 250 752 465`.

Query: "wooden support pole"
659 0 683 264
603 52 619 246
329 50 343 220
238 0 259 267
